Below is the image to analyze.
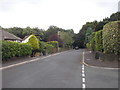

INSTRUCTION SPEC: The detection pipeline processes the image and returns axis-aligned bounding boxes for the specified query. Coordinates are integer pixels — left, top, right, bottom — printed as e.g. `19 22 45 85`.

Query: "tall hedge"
95 30 103 52
2 41 32 60
90 32 96 51
103 21 120 55
39 41 54 54
28 35 39 50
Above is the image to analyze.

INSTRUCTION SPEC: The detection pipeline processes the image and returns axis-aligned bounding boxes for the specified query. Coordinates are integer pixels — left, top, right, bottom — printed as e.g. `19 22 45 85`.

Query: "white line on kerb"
0 52 63 70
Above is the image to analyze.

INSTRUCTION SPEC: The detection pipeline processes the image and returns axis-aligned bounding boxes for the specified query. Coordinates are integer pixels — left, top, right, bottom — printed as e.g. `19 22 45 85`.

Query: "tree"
28 35 39 56
59 30 74 48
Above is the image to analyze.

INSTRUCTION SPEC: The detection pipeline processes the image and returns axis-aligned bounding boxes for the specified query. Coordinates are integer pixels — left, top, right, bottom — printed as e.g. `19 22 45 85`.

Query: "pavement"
1 49 119 88
83 49 120 69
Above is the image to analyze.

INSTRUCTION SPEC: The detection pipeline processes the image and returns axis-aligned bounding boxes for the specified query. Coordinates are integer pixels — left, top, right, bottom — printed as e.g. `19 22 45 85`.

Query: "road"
2 49 119 88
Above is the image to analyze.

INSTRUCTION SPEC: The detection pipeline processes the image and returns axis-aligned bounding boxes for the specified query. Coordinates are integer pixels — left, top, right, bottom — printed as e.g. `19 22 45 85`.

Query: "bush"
45 43 54 54
39 41 46 52
39 41 54 54
103 21 120 55
89 32 96 51
2 41 32 60
86 43 91 49
28 35 39 50
95 30 103 52
47 41 58 48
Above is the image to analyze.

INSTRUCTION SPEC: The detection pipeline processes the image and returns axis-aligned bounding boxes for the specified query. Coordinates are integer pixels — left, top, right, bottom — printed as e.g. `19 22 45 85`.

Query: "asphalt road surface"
2 49 119 88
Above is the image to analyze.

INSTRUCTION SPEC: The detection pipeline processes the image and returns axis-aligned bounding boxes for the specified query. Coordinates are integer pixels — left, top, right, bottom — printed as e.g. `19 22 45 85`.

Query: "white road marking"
82 84 86 89
82 50 86 89
82 78 85 82
82 70 85 73
82 73 85 77
82 64 84 67
82 67 84 70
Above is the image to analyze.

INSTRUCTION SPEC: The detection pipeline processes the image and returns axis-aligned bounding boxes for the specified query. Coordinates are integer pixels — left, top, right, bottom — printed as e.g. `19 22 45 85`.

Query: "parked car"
75 47 79 50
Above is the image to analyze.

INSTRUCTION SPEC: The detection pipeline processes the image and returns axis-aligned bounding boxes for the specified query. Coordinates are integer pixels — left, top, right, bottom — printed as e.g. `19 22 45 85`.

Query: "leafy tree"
60 31 74 48
28 35 39 56
110 12 120 21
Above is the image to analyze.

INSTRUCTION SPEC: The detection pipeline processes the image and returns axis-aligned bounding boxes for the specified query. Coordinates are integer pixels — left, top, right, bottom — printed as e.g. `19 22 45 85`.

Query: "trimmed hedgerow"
47 41 58 48
2 41 32 60
89 32 96 51
39 41 54 54
45 43 54 54
103 21 120 55
95 30 103 52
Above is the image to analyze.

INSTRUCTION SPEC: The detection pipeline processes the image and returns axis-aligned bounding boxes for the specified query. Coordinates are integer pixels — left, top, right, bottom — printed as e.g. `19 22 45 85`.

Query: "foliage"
45 43 54 54
47 41 58 48
28 35 39 51
110 12 120 21
59 31 74 48
47 34 63 47
89 32 96 51
3 27 44 40
39 41 54 54
95 30 103 52
86 43 91 49
2 41 32 60
103 21 120 55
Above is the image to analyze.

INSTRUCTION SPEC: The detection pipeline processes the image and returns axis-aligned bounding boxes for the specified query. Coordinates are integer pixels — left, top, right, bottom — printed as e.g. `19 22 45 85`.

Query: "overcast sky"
0 0 119 33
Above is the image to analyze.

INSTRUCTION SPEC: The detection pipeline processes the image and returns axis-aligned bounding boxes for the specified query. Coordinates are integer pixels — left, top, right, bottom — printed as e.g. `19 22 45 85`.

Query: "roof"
22 35 31 41
0 30 22 41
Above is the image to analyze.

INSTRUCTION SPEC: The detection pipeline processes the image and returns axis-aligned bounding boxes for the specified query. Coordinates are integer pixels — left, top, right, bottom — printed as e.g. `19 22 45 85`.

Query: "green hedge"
2 41 32 60
47 41 58 48
95 30 103 52
45 43 54 54
103 21 120 55
39 41 54 54
89 32 96 51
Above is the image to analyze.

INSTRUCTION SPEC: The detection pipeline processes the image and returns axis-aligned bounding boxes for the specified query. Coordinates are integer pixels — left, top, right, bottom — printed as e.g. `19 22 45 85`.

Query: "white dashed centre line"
82 78 85 82
82 50 86 89
82 84 86 89
82 70 85 73
82 73 85 77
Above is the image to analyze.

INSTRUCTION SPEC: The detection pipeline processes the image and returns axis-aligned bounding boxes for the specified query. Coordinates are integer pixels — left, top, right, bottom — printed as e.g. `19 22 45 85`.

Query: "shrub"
39 41 54 54
2 41 32 60
86 43 91 49
95 30 103 52
47 41 58 48
89 32 96 51
45 43 54 54
28 35 39 51
39 41 46 52
103 21 120 55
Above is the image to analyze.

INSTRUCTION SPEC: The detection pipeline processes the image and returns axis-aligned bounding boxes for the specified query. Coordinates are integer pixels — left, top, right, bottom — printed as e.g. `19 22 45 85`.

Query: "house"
0 30 22 42
22 35 32 43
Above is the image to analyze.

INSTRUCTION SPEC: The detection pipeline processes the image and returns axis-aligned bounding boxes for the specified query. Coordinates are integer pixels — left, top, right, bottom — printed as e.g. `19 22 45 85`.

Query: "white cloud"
0 0 119 33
